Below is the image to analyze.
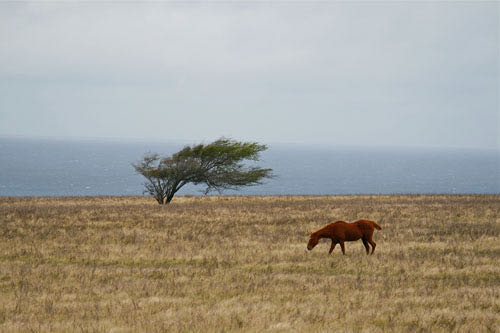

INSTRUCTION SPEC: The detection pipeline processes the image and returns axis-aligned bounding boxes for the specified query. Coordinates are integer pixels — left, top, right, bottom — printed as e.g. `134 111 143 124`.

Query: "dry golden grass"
0 195 499 332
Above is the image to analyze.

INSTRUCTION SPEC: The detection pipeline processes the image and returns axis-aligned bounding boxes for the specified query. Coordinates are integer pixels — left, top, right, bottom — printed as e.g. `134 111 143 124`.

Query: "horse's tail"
372 221 382 230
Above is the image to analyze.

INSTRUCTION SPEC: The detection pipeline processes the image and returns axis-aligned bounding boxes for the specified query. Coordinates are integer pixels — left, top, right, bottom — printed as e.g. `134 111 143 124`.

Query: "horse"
307 219 382 255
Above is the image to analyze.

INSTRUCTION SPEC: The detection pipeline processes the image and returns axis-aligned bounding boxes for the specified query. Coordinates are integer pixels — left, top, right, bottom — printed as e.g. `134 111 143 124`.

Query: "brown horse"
307 219 382 255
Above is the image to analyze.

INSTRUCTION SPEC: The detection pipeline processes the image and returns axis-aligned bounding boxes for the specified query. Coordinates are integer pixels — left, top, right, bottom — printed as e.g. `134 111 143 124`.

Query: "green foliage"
133 138 273 204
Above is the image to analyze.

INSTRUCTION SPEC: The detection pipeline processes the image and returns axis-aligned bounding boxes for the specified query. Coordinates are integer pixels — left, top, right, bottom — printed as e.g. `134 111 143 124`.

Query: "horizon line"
0 133 498 151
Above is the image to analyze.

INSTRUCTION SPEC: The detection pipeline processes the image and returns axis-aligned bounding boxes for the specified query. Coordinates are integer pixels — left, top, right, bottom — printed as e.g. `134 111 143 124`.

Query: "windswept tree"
133 138 273 204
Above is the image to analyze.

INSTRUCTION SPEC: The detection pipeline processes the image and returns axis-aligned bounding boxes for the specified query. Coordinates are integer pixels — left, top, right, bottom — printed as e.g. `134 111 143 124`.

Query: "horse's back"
356 219 376 225
326 220 378 237
330 221 363 241
353 220 377 234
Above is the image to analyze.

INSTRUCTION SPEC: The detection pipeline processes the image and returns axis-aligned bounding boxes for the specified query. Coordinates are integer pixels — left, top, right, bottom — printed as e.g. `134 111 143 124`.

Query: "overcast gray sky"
0 1 498 149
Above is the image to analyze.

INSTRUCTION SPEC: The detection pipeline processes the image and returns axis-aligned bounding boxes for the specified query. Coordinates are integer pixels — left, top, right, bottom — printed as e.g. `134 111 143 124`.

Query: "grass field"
0 195 499 332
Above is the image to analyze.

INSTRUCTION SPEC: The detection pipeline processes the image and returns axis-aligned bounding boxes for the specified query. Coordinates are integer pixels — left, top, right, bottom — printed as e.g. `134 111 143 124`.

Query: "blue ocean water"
0 137 498 196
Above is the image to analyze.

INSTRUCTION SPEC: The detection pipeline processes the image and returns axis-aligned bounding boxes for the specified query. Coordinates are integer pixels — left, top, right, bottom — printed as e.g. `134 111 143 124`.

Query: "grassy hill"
1 195 499 331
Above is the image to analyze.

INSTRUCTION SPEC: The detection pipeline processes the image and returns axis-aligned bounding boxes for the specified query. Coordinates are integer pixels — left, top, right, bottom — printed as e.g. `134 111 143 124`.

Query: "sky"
0 1 498 149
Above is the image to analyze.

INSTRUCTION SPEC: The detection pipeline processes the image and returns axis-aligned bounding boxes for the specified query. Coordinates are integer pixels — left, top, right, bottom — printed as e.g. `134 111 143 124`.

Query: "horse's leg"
339 240 345 255
329 240 336 254
362 238 370 255
367 236 376 255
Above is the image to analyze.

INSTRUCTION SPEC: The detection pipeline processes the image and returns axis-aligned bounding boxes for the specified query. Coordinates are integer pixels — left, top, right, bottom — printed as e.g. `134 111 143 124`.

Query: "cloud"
2 3 493 78
0 2 498 148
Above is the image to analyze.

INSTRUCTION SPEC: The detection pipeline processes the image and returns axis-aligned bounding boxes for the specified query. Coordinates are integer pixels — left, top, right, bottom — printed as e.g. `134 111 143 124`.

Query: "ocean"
0 137 498 196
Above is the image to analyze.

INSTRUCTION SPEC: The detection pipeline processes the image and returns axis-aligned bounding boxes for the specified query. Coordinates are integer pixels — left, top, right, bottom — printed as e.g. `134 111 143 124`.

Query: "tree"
133 138 273 205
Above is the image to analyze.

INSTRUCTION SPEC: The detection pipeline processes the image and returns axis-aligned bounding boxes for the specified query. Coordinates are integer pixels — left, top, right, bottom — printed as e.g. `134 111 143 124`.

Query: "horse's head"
307 233 320 251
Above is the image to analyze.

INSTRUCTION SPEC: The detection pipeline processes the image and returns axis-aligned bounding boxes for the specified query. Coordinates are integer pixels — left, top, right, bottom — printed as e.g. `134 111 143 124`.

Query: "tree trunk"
155 194 165 205
165 194 174 204
165 182 182 204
